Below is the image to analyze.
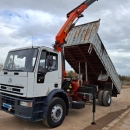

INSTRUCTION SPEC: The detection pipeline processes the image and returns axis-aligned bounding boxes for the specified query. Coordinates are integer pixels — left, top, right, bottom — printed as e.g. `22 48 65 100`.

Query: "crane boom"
54 0 98 52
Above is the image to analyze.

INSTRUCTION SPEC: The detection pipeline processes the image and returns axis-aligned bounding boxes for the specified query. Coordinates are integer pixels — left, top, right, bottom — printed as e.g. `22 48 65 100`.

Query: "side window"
47 52 58 72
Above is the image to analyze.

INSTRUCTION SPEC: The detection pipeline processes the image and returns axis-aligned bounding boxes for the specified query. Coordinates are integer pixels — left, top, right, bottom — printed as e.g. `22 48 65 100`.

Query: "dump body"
65 20 122 94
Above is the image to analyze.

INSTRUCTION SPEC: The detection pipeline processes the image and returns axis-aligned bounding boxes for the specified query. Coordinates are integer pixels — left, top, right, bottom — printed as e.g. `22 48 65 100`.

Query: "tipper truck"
0 0 122 128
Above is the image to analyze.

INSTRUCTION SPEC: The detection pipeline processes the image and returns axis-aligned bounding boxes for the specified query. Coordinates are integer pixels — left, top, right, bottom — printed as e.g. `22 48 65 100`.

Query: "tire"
43 97 66 128
103 91 112 107
98 90 104 106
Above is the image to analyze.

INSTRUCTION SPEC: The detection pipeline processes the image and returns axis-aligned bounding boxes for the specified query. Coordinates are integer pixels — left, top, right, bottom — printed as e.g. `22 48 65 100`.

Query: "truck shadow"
13 117 49 129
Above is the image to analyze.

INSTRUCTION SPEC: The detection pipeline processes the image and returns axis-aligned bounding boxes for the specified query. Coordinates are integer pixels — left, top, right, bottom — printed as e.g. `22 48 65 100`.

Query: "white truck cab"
0 46 62 97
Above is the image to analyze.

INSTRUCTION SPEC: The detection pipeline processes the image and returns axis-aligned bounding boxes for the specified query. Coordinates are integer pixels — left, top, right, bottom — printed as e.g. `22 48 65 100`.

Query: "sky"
0 0 130 75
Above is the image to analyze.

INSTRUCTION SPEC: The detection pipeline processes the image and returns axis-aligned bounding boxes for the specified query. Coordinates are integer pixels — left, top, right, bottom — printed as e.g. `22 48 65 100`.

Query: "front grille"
0 89 23 95
0 84 24 88
0 84 23 95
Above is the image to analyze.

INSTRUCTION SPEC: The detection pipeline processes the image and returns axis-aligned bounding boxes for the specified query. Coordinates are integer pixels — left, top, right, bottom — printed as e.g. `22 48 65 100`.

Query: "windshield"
3 48 38 72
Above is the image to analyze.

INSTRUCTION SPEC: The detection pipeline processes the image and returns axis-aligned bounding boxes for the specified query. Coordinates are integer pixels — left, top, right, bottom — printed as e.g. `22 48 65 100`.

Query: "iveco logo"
8 78 12 84
6 87 12 91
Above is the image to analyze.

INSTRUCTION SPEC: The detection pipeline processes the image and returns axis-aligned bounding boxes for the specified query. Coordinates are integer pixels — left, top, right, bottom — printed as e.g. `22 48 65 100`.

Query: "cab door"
34 50 59 97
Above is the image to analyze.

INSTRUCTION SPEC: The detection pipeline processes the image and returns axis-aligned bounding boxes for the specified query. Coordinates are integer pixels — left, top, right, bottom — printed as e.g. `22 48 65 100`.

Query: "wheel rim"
107 94 111 104
51 104 63 122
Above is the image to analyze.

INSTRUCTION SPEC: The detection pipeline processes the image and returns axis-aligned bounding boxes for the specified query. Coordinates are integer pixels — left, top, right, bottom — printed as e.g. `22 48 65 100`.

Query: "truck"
0 0 122 128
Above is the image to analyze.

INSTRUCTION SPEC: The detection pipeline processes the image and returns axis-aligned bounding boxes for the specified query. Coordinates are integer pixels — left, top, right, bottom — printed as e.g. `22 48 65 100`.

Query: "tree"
67 71 77 78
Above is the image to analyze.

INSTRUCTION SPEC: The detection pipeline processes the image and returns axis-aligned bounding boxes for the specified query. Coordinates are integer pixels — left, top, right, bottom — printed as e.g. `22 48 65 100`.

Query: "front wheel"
43 97 66 128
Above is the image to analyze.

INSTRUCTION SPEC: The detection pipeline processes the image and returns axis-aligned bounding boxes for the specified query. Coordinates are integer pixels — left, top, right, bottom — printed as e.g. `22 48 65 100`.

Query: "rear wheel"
43 97 66 128
103 91 112 106
98 90 104 106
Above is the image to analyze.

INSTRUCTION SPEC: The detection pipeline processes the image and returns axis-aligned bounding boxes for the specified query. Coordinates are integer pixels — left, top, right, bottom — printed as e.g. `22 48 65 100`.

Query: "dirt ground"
0 86 130 130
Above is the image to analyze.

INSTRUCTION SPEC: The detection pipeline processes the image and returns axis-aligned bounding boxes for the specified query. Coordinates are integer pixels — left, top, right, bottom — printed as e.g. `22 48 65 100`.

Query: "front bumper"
0 93 46 122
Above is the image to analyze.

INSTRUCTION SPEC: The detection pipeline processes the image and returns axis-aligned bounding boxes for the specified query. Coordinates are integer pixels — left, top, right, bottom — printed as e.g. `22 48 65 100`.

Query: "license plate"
3 103 12 109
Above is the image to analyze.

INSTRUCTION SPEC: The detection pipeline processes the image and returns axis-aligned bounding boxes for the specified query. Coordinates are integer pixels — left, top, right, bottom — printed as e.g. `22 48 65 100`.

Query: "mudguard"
42 89 69 119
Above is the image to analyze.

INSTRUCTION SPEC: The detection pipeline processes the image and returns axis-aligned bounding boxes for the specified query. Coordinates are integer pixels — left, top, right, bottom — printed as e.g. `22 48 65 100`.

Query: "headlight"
20 101 32 107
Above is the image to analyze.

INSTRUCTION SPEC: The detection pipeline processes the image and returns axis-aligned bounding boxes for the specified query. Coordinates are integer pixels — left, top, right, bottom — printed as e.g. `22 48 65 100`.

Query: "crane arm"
54 0 98 52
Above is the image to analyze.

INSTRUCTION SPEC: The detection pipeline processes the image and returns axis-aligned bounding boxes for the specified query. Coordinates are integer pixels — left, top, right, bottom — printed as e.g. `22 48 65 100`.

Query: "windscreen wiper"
3 69 10 71
13 70 24 72
3 69 24 72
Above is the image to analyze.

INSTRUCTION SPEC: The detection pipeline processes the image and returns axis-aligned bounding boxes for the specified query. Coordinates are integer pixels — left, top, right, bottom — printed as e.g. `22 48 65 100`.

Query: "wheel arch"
44 89 69 117
54 92 69 115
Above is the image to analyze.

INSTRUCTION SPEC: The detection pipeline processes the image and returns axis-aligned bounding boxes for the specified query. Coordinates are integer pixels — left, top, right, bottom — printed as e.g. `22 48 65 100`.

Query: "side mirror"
47 55 53 67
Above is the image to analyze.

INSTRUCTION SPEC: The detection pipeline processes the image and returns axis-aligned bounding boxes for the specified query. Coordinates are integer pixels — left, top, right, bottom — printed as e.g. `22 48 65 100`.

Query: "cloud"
108 51 130 75
0 0 130 75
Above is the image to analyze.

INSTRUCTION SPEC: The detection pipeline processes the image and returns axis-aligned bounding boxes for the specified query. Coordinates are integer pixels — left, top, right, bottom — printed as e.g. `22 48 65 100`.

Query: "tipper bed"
65 20 122 95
